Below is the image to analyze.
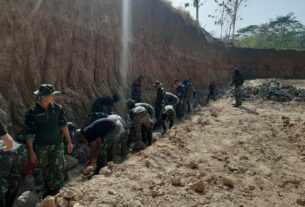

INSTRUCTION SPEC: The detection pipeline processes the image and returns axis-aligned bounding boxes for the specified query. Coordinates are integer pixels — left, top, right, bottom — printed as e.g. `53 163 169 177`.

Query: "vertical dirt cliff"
0 0 304 130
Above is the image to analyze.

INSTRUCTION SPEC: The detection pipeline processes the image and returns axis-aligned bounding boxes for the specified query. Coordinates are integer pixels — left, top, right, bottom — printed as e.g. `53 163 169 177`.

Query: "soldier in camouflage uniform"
164 92 180 108
0 121 26 207
161 105 176 134
127 106 153 149
126 99 154 145
81 115 125 174
174 80 186 119
154 81 165 128
231 68 244 107
25 84 73 197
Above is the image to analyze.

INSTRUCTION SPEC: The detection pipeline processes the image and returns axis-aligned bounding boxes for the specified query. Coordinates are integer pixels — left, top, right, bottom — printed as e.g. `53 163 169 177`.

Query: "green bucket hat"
34 84 60 96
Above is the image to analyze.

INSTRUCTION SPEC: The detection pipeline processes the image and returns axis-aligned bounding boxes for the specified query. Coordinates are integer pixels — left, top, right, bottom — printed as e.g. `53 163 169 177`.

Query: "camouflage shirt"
24 103 67 146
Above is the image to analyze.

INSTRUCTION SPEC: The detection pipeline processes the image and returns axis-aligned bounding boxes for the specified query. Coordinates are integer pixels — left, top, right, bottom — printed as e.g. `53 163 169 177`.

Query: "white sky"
168 0 305 37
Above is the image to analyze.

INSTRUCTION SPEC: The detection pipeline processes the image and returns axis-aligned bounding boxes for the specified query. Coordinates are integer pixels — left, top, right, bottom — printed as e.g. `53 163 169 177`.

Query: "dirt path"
41 85 305 207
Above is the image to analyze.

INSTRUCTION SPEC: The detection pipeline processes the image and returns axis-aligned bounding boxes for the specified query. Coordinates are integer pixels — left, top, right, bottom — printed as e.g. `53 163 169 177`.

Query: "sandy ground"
47 80 305 207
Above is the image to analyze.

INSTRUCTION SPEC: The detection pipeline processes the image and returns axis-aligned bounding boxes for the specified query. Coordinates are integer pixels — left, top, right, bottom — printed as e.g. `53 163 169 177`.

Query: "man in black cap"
24 84 73 196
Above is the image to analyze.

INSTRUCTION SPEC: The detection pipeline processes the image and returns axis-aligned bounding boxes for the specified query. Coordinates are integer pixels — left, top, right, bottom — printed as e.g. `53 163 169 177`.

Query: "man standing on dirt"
25 84 73 197
207 81 216 103
131 75 145 103
174 79 186 119
183 77 195 112
160 105 176 134
231 68 244 107
154 81 165 128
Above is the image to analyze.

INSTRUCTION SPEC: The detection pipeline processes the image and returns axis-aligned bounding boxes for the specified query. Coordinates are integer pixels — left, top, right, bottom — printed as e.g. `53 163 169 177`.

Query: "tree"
185 0 207 23
235 13 305 50
214 0 248 43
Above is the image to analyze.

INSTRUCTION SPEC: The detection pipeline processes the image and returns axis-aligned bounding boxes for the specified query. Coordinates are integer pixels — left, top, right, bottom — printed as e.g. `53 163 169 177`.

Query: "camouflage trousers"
175 100 185 119
35 144 66 195
235 85 243 106
0 143 26 207
185 96 193 112
95 121 124 174
128 112 152 147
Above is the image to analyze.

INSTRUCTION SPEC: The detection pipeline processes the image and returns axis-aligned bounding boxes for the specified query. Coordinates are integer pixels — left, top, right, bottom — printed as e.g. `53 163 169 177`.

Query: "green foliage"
235 13 305 50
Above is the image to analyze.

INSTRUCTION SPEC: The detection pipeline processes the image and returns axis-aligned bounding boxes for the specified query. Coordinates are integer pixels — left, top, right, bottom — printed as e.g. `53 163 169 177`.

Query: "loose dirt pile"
39 80 305 207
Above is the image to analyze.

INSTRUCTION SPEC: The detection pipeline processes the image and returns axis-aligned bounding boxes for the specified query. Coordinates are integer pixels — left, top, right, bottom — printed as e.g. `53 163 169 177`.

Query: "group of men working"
0 68 244 207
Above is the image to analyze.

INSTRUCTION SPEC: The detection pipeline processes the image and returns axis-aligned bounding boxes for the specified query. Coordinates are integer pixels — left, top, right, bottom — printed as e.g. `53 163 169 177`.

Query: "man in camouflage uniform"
161 105 176 134
207 81 216 102
174 80 186 119
164 92 180 108
126 99 154 144
0 121 26 207
127 106 153 149
183 78 195 112
231 68 244 107
25 84 73 197
81 115 125 174
154 81 165 128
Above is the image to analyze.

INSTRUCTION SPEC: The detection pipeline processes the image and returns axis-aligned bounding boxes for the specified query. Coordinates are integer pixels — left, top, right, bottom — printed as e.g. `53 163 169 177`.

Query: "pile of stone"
243 80 305 102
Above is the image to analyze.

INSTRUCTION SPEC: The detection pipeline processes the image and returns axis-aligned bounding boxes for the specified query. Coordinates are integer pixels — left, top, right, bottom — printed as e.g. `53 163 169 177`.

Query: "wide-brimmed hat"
34 84 60 96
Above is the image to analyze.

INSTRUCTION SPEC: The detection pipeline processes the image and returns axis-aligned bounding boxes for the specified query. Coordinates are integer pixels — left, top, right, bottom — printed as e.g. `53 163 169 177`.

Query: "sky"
168 0 305 37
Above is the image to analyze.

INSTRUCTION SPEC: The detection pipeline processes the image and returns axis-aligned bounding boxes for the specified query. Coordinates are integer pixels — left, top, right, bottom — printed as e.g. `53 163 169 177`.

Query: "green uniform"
128 106 152 147
134 103 155 119
24 103 67 195
0 143 26 207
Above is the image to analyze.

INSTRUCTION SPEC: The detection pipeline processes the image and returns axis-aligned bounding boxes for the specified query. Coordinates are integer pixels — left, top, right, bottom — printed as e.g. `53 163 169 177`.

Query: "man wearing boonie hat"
24 84 73 197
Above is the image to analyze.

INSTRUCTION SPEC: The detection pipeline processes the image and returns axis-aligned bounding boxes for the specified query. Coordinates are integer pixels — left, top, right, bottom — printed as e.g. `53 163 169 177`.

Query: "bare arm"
1 133 14 151
61 126 73 153
26 137 37 163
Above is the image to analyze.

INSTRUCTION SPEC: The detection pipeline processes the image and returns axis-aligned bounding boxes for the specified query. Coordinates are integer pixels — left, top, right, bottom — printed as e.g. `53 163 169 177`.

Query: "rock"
170 178 185 187
108 190 117 195
100 168 112 177
65 155 79 170
13 191 40 207
222 177 234 189
281 116 290 127
58 187 79 199
292 97 303 102
55 196 69 207
150 190 165 198
190 180 206 193
297 199 305 206
38 196 56 207
80 165 95 175
72 203 85 207
188 161 199 170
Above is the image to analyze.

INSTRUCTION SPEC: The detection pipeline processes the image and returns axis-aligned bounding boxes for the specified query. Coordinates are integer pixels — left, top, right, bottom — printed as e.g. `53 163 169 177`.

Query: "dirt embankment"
1 0 305 131
38 80 305 207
